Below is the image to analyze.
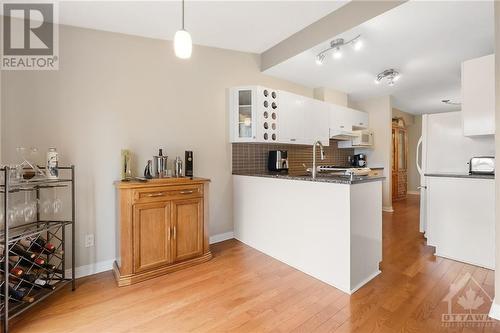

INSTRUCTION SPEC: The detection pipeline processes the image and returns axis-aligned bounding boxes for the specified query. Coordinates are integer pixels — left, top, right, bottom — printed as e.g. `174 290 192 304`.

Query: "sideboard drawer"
133 185 202 204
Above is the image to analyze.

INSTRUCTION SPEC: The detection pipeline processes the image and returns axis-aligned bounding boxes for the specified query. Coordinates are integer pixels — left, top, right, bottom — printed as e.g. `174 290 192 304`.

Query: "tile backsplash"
232 141 354 175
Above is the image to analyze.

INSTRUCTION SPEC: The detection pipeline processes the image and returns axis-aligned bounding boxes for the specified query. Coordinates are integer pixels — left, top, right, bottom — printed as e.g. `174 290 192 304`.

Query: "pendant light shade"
174 0 192 59
174 29 192 59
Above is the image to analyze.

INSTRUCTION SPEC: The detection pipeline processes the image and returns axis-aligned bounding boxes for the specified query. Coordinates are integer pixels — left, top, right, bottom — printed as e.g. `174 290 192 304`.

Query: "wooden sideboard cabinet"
113 178 212 286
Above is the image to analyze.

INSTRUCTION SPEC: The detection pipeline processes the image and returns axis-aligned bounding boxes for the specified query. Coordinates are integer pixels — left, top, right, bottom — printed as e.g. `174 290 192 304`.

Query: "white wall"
1 23 313 269
492 1 500 316
350 96 393 211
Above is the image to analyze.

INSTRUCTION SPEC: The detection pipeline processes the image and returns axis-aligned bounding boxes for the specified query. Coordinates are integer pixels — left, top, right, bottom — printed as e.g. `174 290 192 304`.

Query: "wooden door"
392 124 408 201
133 201 172 273
171 198 203 263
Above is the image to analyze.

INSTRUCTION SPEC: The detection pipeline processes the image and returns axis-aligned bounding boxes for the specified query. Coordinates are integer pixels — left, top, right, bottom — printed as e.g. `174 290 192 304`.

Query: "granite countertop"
233 172 385 185
424 173 494 180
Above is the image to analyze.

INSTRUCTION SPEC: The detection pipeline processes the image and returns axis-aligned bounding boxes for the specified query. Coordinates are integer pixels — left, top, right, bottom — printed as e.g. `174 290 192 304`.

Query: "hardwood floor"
11 195 499 332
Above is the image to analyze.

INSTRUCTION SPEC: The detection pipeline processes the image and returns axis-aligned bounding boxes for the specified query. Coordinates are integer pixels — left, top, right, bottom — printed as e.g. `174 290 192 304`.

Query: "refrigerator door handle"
416 136 423 176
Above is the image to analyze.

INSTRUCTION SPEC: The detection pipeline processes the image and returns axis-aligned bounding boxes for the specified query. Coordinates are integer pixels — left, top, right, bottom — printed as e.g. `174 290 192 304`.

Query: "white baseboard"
407 191 420 195
64 259 114 279
382 206 394 213
210 231 234 244
64 232 235 280
489 299 500 320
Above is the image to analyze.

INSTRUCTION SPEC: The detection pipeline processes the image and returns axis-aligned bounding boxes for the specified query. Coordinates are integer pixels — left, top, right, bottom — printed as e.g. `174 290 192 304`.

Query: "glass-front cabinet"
229 86 279 143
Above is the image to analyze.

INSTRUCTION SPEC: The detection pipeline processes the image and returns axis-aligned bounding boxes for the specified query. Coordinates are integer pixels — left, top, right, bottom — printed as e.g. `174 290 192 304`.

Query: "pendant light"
174 0 192 59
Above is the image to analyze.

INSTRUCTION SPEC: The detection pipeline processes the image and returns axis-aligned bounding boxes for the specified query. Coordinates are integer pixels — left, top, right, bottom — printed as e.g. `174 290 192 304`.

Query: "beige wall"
1 23 313 268
392 108 421 193
350 96 393 211
313 87 348 107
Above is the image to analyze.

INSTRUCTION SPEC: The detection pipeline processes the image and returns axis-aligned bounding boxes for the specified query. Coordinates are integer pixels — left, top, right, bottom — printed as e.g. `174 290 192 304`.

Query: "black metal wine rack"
0 166 75 333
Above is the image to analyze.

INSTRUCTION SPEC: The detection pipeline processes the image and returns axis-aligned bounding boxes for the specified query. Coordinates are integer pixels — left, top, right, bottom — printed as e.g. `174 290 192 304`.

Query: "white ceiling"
32 0 347 54
265 1 495 114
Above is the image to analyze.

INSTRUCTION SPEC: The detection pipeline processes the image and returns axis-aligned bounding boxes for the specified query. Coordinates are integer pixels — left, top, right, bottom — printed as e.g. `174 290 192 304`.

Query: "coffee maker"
350 154 367 167
268 150 289 172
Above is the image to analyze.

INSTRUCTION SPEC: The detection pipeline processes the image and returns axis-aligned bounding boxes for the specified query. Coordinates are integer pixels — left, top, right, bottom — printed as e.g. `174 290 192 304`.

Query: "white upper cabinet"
278 91 330 145
329 105 369 136
304 98 330 145
461 54 495 136
229 86 279 143
351 109 369 129
278 91 306 144
229 86 333 146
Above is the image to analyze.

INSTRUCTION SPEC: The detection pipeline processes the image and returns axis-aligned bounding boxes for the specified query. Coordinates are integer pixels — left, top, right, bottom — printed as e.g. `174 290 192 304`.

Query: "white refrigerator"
416 111 495 234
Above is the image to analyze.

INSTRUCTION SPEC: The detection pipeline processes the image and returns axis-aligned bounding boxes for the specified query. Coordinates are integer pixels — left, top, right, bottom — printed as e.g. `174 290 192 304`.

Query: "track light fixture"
315 35 362 65
374 69 400 86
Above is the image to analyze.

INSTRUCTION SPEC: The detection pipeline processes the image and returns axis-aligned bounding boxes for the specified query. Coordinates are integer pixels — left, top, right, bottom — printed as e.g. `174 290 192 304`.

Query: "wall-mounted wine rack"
0 166 75 333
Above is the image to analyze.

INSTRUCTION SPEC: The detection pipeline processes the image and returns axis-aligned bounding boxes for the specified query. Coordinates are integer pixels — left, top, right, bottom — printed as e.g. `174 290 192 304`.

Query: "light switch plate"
85 234 94 248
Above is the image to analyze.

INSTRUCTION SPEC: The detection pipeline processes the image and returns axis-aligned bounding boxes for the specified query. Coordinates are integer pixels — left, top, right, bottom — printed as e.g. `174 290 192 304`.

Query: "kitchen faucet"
312 140 325 179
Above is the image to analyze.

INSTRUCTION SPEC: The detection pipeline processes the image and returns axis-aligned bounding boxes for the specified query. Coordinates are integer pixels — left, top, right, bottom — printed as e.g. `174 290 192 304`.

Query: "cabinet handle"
290 138 296 142
340 125 345 129
167 227 171 241
359 122 363 125
180 190 194 194
173 226 177 239
147 192 164 197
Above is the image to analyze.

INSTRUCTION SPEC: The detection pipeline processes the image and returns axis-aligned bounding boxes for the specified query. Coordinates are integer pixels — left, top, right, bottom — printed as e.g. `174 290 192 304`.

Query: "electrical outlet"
85 234 94 248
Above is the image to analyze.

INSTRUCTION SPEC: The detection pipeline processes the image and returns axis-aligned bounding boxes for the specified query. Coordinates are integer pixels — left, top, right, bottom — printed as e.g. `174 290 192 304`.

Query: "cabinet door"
229 87 257 142
133 201 172 273
461 54 495 136
304 99 330 145
351 110 369 128
172 198 204 262
329 105 352 133
278 91 305 144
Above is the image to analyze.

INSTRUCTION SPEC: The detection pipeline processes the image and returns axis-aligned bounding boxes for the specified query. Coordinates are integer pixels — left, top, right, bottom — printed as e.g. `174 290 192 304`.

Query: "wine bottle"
11 244 36 260
9 286 34 303
9 255 46 267
19 238 63 255
6 263 24 277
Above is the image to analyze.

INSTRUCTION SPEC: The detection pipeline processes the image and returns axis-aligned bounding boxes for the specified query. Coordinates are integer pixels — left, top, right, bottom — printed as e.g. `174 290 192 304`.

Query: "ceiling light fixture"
316 53 326 65
374 69 400 86
315 34 362 65
442 99 461 106
174 0 192 59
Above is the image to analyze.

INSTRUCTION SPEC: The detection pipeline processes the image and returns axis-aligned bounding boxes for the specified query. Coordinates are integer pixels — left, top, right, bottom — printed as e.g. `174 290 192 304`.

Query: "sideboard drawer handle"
180 190 194 194
147 192 164 197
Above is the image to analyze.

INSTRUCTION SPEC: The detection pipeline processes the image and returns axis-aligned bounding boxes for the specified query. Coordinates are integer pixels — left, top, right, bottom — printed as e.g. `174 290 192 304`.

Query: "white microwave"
351 130 374 146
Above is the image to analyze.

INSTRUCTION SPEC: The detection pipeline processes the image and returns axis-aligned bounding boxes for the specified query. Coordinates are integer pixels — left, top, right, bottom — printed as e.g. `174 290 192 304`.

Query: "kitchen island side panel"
349 181 383 292
233 175 352 293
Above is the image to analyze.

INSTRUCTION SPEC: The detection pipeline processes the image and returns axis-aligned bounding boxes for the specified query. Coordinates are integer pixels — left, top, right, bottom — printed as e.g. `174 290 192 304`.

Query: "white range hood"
329 129 359 141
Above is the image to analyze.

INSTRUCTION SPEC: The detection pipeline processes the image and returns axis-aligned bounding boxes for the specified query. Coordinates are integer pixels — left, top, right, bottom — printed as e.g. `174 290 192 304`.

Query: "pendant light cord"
182 0 185 30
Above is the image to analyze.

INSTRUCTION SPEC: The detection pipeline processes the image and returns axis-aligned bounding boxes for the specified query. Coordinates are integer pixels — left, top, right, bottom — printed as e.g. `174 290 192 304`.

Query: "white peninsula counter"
233 173 384 294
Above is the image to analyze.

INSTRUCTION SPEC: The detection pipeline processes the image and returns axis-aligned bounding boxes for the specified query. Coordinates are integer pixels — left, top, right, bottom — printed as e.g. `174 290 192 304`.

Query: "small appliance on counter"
185 151 193 177
349 154 367 167
469 156 495 175
153 148 168 178
268 150 289 172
